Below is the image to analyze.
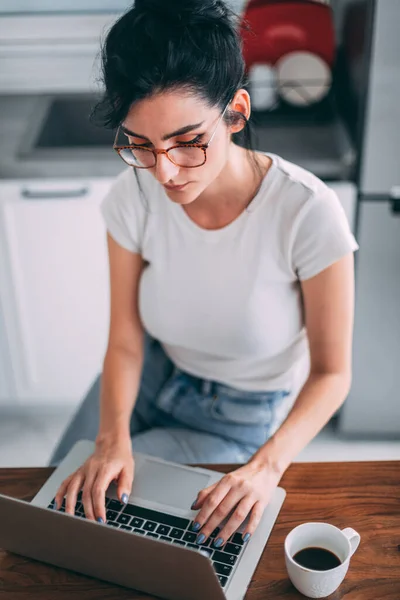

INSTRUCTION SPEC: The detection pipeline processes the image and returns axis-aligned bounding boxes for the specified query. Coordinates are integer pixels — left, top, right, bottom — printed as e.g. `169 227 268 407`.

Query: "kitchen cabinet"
0 178 112 407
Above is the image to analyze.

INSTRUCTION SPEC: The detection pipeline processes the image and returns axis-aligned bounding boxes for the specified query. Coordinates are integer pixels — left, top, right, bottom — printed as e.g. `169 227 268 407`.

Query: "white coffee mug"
284 523 360 598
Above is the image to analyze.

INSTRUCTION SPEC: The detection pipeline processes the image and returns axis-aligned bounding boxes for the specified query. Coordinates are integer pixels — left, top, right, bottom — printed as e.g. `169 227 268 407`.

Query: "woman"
51 0 358 549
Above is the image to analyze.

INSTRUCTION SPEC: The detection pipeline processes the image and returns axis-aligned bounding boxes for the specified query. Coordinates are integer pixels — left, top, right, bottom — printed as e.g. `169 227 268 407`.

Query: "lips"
164 182 189 191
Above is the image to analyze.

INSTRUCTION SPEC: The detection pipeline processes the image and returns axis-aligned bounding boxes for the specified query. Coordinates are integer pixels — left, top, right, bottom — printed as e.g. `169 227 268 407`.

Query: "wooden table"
0 461 399 599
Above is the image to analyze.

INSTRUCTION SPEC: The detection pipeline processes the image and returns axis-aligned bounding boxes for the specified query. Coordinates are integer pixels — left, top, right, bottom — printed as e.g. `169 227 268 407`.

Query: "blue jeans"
49 336 290 466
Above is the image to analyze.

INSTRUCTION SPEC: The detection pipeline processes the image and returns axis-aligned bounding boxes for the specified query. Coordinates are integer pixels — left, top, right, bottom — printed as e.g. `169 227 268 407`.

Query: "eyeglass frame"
113 99 232 169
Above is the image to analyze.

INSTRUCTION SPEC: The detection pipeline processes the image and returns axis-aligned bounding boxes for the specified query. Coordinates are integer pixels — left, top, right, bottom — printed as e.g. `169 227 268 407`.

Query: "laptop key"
108 521 120 528
213 551 237 566
231 533 245 545
200 537 211 547
134 528 145 535
187 543 198 550
77 491 83 502
199 548 213 558
143 521 157 532
213 562 233 576
146 532 159 539
210 527 220 538
131 517 144 528
156 525 171 536
106 509 118 522
173 540 186 546
107 499 124 512
223 542 242 556
120 525 133 531
170 528 184 540
217 575 228 588
117 513 131 525
160 536 173 542
123 505 190 530
183 532 197 543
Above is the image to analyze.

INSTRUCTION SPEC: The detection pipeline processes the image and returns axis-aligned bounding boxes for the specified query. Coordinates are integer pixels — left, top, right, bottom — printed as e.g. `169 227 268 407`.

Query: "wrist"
96 427 131 448
249 437 288 478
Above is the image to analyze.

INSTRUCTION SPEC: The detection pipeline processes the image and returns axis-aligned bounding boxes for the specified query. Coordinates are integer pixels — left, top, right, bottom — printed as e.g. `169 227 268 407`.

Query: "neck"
184 144 270 230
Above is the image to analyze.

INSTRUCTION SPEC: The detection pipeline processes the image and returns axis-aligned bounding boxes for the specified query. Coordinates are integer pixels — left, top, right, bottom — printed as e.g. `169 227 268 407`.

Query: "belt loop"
202 379 211 396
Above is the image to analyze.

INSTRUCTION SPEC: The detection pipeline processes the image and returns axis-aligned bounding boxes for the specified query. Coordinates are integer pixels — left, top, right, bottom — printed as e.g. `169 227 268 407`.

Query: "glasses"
113 100 231 169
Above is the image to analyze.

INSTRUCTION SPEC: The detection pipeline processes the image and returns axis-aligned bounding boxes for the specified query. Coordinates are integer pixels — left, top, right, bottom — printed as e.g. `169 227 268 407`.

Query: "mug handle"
341 527 361 556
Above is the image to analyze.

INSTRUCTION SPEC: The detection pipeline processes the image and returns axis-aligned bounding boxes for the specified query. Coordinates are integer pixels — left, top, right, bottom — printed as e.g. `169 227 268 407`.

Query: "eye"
129 140 151 148
124 133 150 147
178 134 203 145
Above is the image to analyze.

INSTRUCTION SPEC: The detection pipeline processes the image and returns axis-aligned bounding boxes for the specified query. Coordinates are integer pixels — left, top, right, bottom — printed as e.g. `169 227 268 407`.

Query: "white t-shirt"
101 152 358 405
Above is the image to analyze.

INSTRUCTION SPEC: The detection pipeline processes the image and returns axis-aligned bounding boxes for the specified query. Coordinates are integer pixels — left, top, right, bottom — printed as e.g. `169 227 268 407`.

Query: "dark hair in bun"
93 0 250 142
134 0 230 26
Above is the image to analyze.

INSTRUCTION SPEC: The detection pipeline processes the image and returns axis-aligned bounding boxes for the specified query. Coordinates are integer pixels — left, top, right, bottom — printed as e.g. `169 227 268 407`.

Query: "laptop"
0 439 286 600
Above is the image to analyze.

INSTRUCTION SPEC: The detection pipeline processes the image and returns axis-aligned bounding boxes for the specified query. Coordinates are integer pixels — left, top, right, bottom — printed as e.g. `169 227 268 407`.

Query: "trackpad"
133 459 211 510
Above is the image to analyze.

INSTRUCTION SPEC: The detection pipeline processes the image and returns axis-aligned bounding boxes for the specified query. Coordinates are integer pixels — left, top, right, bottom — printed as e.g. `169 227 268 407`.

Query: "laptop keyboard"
47 492 247 588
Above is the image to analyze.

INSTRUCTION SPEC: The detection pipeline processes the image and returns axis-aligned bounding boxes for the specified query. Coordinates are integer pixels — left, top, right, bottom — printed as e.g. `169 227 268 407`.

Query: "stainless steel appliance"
338 0 400 436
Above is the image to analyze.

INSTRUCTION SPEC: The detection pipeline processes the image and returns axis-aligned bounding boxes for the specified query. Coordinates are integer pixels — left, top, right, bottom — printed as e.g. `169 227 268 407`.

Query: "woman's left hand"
190 459 282 548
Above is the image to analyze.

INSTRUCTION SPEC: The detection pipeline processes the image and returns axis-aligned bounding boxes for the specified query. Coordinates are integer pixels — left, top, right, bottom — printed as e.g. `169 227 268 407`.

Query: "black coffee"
293 547 341 571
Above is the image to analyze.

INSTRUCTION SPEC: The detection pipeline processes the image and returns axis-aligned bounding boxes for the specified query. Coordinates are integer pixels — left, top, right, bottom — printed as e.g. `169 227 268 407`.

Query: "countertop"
0 93 356 181
0 95 123 180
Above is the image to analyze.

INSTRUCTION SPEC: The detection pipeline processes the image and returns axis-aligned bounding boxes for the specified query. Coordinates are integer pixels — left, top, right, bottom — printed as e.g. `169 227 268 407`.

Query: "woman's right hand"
54 434 134 523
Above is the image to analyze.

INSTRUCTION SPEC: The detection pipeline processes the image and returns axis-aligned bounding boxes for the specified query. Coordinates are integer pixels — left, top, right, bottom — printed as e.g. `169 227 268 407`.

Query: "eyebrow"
120 121 205 142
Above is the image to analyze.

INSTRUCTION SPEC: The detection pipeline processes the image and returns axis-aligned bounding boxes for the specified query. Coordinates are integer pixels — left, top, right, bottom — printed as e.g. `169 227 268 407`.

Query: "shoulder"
100 168 165 253
268 153 335 207
262 153 348 231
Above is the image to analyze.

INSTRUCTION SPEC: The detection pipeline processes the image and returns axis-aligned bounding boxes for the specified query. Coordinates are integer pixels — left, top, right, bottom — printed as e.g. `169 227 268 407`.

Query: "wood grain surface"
0 461 399 599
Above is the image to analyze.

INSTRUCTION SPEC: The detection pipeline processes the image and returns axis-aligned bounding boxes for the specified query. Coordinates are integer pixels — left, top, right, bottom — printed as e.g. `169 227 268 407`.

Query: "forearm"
251 371 351 475
96 344 144 443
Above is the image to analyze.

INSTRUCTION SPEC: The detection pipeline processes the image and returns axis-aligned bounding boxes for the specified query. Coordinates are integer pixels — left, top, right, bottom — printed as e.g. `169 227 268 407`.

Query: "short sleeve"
100 168 145 254
291 188 359 281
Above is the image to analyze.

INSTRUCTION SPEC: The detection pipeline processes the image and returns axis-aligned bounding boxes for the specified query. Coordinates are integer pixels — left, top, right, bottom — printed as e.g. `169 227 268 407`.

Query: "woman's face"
120 91 236 205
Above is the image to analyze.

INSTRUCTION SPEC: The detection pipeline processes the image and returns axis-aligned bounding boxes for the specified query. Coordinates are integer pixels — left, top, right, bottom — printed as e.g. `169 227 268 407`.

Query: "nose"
153 152 180 185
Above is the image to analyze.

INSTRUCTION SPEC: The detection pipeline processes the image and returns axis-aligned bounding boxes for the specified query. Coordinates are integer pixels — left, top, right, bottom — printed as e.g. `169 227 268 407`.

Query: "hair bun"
134 0 230 25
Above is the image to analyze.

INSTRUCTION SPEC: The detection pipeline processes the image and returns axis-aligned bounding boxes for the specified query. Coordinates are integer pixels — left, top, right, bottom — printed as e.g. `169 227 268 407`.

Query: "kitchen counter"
0 93 356 181
0 95 123 179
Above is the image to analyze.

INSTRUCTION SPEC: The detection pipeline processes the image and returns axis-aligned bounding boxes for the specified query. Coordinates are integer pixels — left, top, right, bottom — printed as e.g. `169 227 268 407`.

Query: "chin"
165 186 201 205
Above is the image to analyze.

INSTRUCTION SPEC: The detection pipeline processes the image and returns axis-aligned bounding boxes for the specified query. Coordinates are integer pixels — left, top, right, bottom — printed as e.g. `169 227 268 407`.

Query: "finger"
191 482 217 510
191 478 232 534
82 471 97 521
214 495 256 548
54 475 73 510
197 486 249 547
91 467 117 523
241 500 265 542
65 471 85 516
117 461 134 505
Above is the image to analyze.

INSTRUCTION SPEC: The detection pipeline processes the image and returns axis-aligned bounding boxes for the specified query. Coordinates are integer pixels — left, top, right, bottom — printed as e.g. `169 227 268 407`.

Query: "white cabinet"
0 178 112 407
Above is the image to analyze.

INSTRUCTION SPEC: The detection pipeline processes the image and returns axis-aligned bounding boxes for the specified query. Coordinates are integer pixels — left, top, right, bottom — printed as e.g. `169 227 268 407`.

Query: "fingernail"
196 533 206 544
97 517 104 523
243 533 251 543
121 493 129 504
192 521 201 531
214 537 224 548
190 501 197 510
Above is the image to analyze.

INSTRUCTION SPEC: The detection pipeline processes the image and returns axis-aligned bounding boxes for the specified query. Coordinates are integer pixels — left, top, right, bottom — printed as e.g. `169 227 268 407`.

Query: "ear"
229 88 251 134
